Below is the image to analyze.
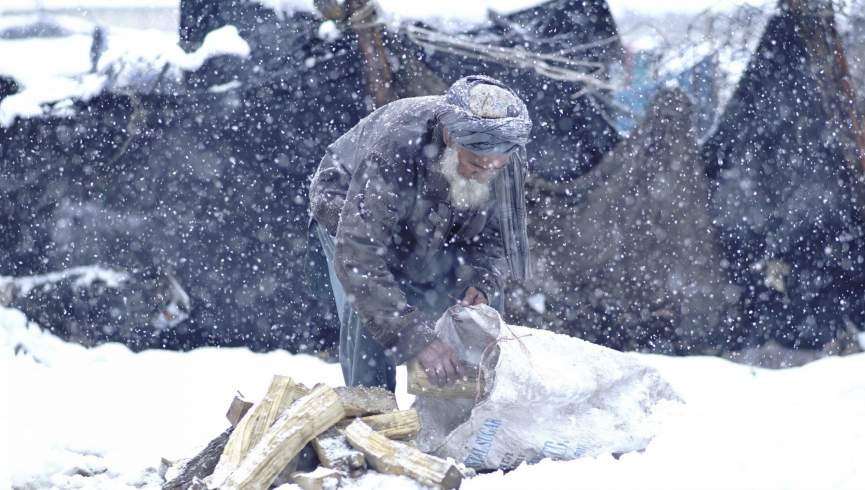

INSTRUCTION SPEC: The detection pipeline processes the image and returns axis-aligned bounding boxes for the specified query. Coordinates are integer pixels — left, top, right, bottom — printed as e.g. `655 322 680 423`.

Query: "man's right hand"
414 339 464 387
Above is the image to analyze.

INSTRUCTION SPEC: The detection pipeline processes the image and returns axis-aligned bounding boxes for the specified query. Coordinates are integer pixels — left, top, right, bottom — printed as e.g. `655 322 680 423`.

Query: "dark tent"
702 1 865 349
520 89 741 354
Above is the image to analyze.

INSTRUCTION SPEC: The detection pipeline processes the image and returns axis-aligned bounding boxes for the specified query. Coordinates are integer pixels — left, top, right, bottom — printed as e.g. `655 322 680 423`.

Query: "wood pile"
162 375 467 490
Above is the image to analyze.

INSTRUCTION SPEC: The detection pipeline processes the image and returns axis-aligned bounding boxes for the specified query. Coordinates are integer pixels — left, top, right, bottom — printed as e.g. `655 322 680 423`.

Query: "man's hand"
460 286 488 306
415 339 464 387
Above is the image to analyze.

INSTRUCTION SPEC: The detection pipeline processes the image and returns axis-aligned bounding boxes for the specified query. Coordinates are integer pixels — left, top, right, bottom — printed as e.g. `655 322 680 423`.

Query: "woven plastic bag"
413 304 682 470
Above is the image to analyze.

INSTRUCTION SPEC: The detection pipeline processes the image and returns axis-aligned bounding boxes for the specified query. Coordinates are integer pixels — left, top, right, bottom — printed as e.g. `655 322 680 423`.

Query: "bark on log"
344 420 462 490
334 386 398 416
162 427 232 490
291 467 343 490
208 384 346 490
407 360 480 399
312 427 367 477
226 394 254 427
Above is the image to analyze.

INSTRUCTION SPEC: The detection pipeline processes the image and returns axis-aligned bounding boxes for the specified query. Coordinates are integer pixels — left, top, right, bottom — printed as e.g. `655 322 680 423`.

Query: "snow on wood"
312 427 368 477
344 419 462 490
208 384 345 490
162 428 232 490
290 466 342 490
334 386 398 417
210 375 310 480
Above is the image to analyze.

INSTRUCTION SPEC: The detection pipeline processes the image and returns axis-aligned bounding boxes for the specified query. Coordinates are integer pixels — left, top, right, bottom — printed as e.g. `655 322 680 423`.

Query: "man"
308 75 532 392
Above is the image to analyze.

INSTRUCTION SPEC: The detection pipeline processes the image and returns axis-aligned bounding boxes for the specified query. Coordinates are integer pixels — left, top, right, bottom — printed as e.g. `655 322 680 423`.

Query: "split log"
214 375 310 475
407 360 480 399
312 427 367 477
226 394 254 427
336 410 421 440
334 386 397 416
208 384 345 490
162 427 232 490
291 467 342 490
344 420 462 490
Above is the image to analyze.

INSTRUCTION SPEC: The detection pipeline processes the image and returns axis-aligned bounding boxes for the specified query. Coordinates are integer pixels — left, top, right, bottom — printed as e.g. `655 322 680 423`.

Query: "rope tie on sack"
474 322 534 403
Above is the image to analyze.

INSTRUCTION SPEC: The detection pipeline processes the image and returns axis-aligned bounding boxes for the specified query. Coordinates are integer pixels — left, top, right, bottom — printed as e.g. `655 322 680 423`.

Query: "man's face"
455 146 509 183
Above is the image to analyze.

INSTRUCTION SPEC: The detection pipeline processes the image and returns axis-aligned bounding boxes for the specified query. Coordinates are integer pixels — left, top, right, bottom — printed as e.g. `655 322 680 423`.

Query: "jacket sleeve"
309 150 349 236
455 205 508 305
333 154 438 364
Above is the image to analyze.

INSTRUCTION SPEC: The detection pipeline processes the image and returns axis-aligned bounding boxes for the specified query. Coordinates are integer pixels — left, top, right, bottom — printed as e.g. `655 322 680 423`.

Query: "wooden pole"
346 0 397 109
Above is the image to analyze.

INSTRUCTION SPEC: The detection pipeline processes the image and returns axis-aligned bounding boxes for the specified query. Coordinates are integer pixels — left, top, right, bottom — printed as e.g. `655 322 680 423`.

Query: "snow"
2 304 863 489
1 0 178 12
607 0 773 18
251 0 778 32
0 266 129 300
0 20 249 127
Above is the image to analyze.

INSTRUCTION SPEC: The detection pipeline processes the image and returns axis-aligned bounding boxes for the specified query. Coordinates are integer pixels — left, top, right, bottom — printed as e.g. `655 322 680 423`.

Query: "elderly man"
308 75 532 392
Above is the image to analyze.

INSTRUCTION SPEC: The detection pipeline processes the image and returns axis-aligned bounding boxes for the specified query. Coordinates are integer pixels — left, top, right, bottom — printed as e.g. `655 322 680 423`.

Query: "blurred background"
1 0 864 367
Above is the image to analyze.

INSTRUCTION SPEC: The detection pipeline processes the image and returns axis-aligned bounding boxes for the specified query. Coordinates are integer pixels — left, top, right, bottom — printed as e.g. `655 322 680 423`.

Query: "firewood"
291 467 342 490
226 393 253 427
407 360 480 399
214 375 310 475
334 386 397 417
162 427 232 490
312 428 367 477
208 384 345 490
336 410 420 440
344 420 462 490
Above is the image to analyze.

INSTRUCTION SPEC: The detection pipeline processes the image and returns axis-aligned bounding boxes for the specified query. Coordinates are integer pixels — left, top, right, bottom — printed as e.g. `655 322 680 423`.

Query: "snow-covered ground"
2 305 864 489
0 16 248 127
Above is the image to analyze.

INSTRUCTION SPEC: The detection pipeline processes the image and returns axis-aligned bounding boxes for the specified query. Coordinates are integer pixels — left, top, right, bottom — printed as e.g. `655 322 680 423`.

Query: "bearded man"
307 75 532 391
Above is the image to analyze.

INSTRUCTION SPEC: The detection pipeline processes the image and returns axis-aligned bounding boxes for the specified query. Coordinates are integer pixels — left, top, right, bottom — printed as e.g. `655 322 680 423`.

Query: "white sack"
413 304 683 470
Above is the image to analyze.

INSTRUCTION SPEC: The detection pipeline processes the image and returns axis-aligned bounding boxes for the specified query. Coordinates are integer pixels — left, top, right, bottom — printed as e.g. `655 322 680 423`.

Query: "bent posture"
308 75 532 391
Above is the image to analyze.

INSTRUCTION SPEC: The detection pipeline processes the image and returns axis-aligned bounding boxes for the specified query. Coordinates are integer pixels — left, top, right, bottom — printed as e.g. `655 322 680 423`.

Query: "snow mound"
2 304 864 489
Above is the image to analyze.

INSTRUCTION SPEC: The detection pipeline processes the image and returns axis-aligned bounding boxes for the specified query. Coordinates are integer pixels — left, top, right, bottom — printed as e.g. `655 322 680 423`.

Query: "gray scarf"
436 75 533 281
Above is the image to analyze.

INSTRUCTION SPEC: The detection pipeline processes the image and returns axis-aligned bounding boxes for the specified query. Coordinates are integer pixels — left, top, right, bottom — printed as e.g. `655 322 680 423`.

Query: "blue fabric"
315 224 396 391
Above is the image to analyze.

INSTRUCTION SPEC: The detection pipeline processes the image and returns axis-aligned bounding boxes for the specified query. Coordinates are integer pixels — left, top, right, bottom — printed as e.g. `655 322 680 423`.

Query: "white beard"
438 147 491 210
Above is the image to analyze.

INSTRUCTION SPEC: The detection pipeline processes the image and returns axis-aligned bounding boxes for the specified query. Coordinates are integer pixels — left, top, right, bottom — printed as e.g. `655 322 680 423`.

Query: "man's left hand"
460 286 487 306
